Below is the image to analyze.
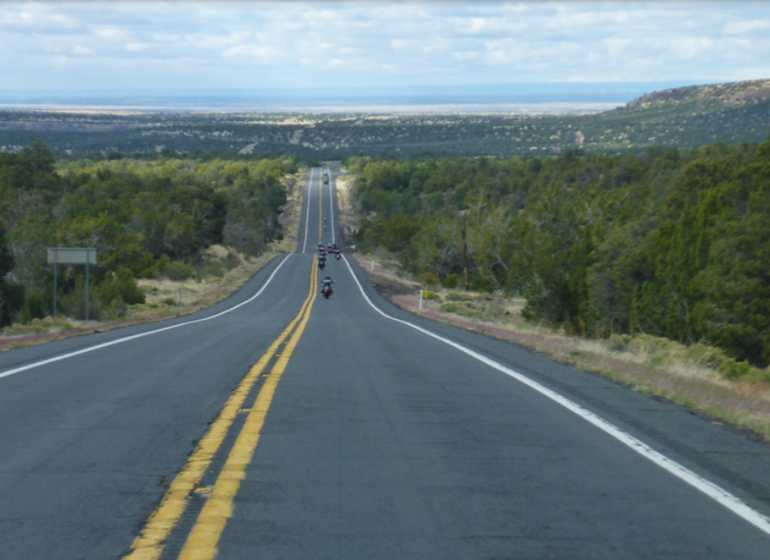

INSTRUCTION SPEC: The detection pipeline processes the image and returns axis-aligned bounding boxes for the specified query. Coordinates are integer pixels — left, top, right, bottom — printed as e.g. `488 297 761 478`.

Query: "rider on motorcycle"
321 275 334 295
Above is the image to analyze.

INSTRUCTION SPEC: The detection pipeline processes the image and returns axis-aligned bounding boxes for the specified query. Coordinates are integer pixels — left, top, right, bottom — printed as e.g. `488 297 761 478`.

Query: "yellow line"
122 263 316 560
178 258 318 560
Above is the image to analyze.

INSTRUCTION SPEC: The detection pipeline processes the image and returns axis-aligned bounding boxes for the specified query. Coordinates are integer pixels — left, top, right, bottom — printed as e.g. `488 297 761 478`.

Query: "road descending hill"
0 169 769 559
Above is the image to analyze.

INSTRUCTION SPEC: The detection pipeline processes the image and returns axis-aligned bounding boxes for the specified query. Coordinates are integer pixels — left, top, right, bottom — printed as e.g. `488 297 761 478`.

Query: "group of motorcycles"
318 241 340 299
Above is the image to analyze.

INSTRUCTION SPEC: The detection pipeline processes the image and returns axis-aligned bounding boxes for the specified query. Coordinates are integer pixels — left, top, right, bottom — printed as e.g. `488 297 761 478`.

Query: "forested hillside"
0 142 295 325
348 137 770 367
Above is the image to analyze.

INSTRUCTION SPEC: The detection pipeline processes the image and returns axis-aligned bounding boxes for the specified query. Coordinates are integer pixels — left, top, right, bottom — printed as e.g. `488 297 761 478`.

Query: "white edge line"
329 170 337 246
341 254 770 538
0 254 293 381
301 168 315 254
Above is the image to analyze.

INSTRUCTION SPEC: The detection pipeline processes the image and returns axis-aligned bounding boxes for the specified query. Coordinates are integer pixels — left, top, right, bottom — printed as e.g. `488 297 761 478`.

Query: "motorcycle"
318 259 326 270
322 285 333 299
335 252 341 261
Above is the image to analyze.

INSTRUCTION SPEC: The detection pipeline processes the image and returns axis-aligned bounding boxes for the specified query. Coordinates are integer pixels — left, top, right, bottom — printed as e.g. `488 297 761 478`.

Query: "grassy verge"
0 170 306 352
349 243 770 445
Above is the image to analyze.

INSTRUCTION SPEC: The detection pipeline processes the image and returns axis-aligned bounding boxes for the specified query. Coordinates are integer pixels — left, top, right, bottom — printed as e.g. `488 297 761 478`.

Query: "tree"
0 222 23 326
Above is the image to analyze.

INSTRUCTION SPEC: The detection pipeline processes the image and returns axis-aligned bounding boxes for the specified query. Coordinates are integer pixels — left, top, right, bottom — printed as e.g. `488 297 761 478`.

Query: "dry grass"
0 170 306 352
333 173 359 248
348 246 770 443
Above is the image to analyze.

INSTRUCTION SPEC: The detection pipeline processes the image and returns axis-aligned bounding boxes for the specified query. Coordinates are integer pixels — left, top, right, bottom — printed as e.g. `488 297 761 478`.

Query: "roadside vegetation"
341 137 770 441
0 142 298 342
352 244 770 442
347 139 770 369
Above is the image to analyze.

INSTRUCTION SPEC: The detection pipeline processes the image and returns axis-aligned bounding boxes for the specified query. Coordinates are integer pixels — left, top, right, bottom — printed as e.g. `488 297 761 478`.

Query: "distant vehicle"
323 176 329 185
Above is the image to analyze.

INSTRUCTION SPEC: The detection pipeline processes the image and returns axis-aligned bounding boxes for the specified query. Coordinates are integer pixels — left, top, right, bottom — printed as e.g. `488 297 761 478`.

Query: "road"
1 168 770 559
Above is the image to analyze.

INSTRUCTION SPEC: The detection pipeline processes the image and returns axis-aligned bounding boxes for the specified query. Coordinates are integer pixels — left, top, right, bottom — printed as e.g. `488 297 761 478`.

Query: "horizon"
0 80 713 113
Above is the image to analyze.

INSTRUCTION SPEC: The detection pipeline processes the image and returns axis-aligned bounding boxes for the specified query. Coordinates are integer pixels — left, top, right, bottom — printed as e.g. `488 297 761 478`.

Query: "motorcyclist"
321 275 334 295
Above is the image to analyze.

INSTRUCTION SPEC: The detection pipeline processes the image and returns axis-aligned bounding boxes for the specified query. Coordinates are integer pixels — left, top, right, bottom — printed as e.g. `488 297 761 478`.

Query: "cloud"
222 45 280 59
125 42 151 52
1 1 769 91
723 20 770 35
454 51 480 62
94 27 124 40
468 17 488 34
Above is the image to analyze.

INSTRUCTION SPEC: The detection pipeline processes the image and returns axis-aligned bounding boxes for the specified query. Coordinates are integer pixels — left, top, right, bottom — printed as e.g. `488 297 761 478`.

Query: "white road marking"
328 168 336 246
0 254 292 381
301 168 316 254
342 254 770 538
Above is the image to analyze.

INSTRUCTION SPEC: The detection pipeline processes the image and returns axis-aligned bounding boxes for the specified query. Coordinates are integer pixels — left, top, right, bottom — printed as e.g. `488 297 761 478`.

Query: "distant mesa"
626 78 770 110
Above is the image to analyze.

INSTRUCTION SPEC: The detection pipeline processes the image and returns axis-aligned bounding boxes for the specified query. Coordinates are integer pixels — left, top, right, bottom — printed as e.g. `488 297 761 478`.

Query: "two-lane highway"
2 168 770 559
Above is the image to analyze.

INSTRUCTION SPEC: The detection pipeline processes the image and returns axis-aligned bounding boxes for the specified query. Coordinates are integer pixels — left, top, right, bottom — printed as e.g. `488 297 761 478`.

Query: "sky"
1 1 769 99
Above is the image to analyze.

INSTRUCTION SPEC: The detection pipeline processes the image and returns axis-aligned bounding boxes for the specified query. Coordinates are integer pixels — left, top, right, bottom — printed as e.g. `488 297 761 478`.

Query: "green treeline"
0 142 296 324
348 138 770 367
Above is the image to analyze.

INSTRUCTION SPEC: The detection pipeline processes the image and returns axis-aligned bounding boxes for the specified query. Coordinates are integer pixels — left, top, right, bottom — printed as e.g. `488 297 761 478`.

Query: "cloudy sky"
1 1 769 95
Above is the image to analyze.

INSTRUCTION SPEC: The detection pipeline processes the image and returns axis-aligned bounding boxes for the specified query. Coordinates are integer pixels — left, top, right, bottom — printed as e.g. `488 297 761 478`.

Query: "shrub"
470 276 494 292
445 291 476 302
100 268 145 306
195 260 225 278
719 359 754 380
164 261 195 281
605 334 632 352
683 342 728 370
424 290 443 302
100 298 128 320
138 254 170 279
442 273 460 289
223 251 241 270
60 284 101 321
18 292 48 323
418 271 440 287
440 302 469 315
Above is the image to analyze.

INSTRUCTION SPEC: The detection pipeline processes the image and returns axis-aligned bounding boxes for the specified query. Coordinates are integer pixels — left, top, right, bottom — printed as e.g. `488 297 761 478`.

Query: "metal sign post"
47 248 97 320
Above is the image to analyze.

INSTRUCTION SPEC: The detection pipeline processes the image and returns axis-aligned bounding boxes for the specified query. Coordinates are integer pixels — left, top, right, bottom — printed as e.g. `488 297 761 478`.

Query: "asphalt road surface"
1 168 770 559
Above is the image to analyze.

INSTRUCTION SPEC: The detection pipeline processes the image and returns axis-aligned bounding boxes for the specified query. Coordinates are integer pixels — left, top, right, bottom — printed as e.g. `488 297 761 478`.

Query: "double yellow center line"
124 259 319 560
